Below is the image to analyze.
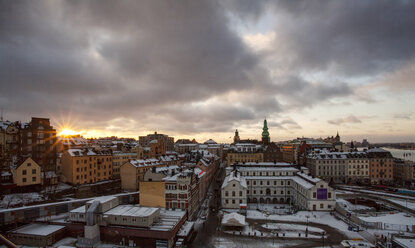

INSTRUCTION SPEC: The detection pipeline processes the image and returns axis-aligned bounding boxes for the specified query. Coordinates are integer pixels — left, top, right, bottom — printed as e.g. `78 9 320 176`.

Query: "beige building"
11 157 41 187
139 181 166 208
61 148 113 185
112 152 137 179
120 158 163 191
226 143 264 166
345 153 370 183
394 159 415 183
306 151 347 184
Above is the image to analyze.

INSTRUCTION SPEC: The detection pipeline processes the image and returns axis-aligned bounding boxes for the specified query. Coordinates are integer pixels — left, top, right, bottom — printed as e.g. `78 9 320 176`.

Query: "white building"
221 163 336 211
221 170 247 209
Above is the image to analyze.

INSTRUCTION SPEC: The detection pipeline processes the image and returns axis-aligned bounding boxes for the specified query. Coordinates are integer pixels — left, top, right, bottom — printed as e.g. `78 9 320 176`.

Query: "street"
190 161 226 247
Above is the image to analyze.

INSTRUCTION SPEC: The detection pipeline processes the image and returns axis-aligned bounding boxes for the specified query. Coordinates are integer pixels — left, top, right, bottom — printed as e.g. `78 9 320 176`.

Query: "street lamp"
265 211 270 228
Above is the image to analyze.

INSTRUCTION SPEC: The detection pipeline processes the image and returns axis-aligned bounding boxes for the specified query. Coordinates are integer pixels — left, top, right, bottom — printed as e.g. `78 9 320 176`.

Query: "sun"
58 128 80 137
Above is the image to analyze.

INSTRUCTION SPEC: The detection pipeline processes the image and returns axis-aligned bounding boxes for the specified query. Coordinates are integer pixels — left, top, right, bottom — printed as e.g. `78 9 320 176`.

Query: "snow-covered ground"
336 199 374 211
359 212 415 225
247 210 363 239
389 199 415 210
41 182 73 194
261 223 324 233
0 192 47 208
247 204 294 215
212 236 306 248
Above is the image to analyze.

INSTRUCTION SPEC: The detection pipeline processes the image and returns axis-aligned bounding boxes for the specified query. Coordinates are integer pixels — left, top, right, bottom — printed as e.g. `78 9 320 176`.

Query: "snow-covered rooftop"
222 212 246 227
222 170 247 189
177 221 194 237
10 223 65 236
104 205 158 217
367 147 389 153
204 139 217 144
129 158 161 167
67 148 111 157
393 237 415 248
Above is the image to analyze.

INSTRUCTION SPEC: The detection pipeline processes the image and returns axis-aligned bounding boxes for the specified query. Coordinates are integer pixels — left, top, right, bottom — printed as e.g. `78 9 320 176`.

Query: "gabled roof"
222 170 247 189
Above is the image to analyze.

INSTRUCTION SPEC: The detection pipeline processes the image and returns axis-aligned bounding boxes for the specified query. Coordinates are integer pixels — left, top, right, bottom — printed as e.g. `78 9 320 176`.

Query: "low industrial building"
7 223 66 247
68 195 188 247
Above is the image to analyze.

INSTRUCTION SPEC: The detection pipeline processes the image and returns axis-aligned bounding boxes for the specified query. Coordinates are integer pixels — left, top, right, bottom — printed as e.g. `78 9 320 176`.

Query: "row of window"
247 180 291 186
22 177 37 183
76 171 110 180
76 157 111 164
22 169 36 175
241 171 294 176
76 164 111 172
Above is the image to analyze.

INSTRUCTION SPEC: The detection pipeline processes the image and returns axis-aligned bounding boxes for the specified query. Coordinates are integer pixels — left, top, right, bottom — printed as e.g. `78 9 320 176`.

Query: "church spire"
233 129 240 144
261 119 270 144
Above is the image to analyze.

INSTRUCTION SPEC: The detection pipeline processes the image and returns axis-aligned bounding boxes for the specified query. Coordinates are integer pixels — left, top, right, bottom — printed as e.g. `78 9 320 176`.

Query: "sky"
1 0 415 143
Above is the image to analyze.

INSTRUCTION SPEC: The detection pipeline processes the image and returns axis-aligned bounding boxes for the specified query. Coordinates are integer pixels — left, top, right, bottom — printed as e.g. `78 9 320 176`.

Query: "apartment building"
163 170 199 219
345 152 370 184
307 150 370 184
61 148 113 185
21 117 57 172
120 158 163 191
367 148 394 184
112 152 137 179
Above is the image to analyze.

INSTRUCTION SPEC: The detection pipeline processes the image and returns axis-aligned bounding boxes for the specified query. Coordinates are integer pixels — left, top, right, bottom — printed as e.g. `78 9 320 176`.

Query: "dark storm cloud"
233 0 415 75
0 0 265 123
1 0 414 135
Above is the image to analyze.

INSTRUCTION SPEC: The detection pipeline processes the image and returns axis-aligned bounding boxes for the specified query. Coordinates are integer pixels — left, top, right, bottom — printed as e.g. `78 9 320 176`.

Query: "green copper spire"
262 119 269 138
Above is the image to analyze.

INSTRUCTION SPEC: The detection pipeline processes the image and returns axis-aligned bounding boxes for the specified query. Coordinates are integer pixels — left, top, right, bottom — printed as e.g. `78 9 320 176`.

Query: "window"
32 177 36 182
22 178 27 183
225 191 228 197
239 191 242 196
32 169 36 174
232 191 235 197
225 199 229 204
240 200 243 204
232 199 235 204
320 203 324 208
313 192 316 198
22 170 27 175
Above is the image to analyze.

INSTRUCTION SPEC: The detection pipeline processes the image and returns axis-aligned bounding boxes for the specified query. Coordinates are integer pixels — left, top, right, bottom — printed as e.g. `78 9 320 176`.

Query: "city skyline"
1 1 415 143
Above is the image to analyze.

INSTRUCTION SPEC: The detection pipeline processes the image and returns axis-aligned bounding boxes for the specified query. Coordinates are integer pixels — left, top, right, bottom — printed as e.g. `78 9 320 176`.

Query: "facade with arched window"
221 162 336 211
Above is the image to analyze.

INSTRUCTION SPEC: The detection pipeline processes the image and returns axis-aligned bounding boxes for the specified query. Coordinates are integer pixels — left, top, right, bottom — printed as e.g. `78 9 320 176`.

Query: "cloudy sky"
1 0 415 143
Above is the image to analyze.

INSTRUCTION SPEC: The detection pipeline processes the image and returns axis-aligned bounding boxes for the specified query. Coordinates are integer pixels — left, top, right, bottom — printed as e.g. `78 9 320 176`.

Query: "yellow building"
226 152 264 166
120 158 163 191
11 157 41 187
139 181 166 208
226 143 264 166
61 148 112 185
112 152 137 179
